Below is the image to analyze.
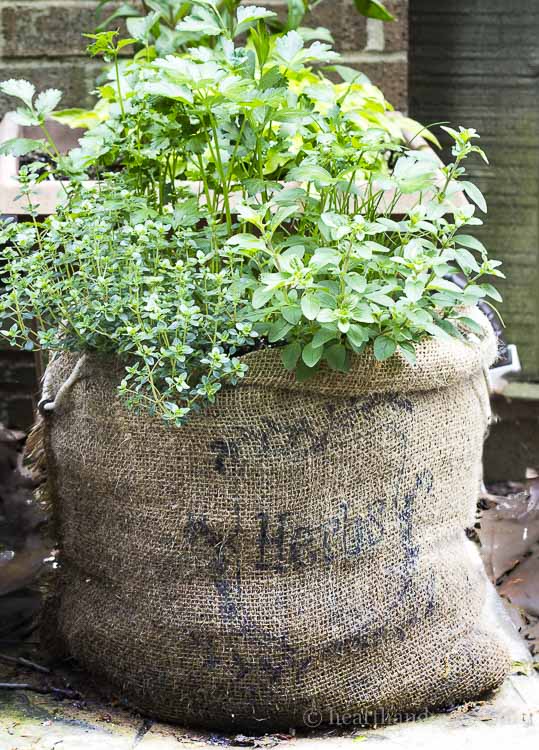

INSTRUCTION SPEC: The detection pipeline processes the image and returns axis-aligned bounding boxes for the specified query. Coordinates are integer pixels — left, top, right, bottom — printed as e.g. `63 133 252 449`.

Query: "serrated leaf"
0 137 45 157
0 79 35 107
35 88 62 116
275 29 304 65
143 80 194 103
235 5 277 35
373 335 396 361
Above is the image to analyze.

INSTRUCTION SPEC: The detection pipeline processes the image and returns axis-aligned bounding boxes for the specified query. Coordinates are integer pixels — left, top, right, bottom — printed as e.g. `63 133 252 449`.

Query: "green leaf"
456 234 487 255
352 0 395 21
252 287 273 309
282 305 302 324
310 247 341 268
268 318 293 343
52 108 101 129
312 327 337 348
480 283 502 302
295 359 319 381
301 295 320 320
325 343 348 371
399 341 416 365
317 308 337 323
454 247 480 273
346 324 369 349
456 316 484 335
460 180 487 213
143 80 194 103
281 341 301 370
428 278 464 295
433 317 464 340
0 79 35 107
35 88 62 116
404 277 425 303
275 29 304 65
302 341 323 367
373 335 396 361
235 6 277 35
0 137 45 157
286 163 333 186
345 272 367 294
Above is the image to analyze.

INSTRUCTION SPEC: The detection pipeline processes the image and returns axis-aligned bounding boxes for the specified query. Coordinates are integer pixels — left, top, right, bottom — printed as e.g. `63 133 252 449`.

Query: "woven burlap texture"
43 312 510 731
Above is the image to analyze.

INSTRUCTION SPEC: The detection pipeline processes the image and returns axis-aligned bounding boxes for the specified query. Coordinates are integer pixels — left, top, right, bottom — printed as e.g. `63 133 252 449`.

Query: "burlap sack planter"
42 312 510 731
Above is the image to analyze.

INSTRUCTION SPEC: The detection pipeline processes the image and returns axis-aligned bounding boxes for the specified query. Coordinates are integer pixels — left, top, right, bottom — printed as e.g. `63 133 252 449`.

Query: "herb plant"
0 2 502 426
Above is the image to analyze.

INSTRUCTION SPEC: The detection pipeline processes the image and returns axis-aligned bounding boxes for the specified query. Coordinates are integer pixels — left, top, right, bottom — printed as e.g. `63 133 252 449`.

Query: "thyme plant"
0 2 502 425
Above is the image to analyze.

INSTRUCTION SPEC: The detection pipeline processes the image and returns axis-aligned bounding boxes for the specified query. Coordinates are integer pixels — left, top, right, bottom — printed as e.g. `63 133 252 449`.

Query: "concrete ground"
1 670 538 750
1 595 539 750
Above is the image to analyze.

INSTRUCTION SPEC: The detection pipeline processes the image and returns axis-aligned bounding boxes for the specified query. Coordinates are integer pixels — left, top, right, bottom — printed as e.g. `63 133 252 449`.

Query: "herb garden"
0 0 512 734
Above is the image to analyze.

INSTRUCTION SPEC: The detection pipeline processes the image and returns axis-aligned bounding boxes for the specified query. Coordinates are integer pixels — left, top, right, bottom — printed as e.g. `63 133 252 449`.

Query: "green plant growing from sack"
0 2 503 426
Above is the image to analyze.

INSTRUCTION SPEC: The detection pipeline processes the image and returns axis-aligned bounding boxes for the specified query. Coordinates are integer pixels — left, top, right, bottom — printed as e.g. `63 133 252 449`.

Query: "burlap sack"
42 311 510 731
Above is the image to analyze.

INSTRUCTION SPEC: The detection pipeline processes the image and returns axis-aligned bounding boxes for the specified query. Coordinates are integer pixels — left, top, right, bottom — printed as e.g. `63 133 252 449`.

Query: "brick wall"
0 0 408 116
0 0 408 429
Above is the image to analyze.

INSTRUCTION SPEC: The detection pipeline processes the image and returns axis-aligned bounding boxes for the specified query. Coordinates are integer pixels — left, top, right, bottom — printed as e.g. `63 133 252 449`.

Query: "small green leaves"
0 2 501 426
373 335 396 361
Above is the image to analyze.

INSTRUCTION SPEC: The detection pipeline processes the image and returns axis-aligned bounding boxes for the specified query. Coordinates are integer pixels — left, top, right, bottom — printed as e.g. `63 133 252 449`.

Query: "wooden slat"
410 0 539 378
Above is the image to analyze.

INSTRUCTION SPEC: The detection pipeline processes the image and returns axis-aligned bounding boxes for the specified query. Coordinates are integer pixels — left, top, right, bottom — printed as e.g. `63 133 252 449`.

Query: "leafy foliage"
94 0 395 57
0 2 502 425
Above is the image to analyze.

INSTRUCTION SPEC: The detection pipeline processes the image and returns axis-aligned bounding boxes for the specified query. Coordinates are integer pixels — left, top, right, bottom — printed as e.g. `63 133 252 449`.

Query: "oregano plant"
0 2 502 425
